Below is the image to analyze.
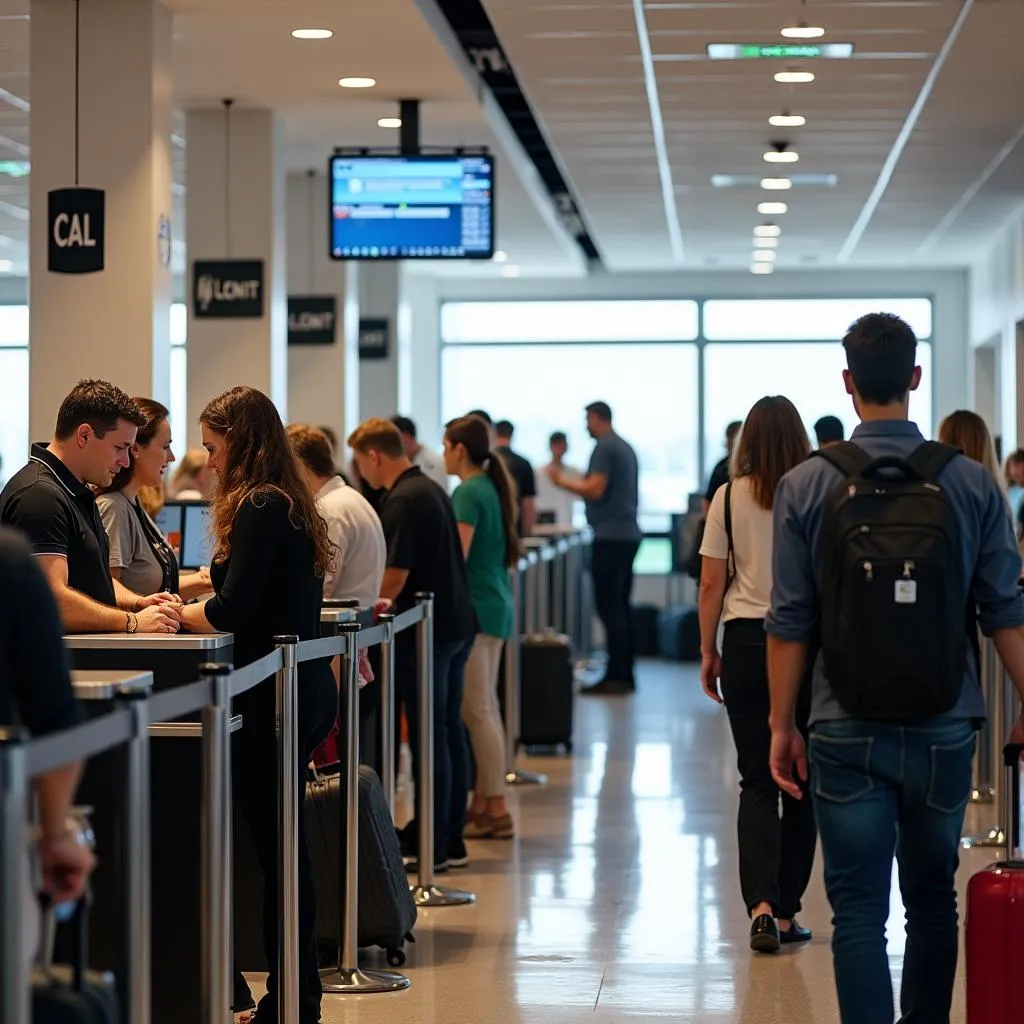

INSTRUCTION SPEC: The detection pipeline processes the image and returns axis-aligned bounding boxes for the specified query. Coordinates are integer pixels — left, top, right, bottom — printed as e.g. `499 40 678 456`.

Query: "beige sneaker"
464 810 515 839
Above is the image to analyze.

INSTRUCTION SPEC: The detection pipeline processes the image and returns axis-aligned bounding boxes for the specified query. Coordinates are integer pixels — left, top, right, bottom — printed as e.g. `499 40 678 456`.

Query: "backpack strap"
812 441 874 479
903 441 961 485
724 482 735 587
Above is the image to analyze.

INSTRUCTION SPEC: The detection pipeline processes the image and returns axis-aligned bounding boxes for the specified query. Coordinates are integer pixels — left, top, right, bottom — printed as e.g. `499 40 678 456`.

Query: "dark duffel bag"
307 764 416 968
33 900 120 1024
657 605 701 662
631 604 661 657
519 631 574 752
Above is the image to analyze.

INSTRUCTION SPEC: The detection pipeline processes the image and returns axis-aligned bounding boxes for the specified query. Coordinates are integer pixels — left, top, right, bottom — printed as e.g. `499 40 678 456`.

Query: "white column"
359 263 400 420
185 108 286 444
402 271 442 445
286 170 360 442
29 0 173 439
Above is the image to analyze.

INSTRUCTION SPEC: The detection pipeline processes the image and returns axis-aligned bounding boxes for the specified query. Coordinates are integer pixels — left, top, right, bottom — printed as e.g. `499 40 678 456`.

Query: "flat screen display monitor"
329 153 494 260
180 503 213 570
153 503 185 555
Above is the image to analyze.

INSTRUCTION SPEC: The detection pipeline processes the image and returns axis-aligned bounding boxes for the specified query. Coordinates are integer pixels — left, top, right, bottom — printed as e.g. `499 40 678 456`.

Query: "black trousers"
591 539 640 684
233 665 337 1024
720 618 816 920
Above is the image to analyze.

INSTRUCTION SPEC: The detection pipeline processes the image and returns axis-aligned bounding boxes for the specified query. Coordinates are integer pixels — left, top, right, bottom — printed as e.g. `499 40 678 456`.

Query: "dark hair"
586 401 613 423
317 425 338 453
391 415 417 439
347 417 406 460
201 387 333 577
467 409 492 426
726 420 743 442
55 379 144 441
550 431 567 446
814 415 845 445
731 396 811 510
99 398 169 495
495 420 514 440
287 424 336 479
445 416 521 567
842 313 918 406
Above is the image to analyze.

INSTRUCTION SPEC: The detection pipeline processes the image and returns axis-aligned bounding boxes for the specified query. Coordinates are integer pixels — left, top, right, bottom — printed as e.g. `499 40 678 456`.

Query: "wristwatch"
126 611 139 634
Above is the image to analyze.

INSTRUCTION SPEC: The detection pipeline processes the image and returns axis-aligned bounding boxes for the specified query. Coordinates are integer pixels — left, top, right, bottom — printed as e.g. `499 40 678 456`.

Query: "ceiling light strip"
915 120 1024 255
836 0 975 263
631 0 685 263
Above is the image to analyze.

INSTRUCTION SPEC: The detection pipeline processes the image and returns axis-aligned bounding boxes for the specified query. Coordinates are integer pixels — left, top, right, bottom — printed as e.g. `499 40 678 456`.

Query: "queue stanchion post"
962 657 1010 849
322 624 409 993
274 636 301 1024
200 664 233 1024
524 555 539 636
971 636 996 805
410 593 475 908
506 564 547 787
378 613 397 820
119 681 153 1024
565 537 579 655
0 729 29 1024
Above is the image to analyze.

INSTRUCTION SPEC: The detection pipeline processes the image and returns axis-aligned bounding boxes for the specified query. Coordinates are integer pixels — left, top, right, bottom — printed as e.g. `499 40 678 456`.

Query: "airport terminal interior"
6 0 1024 1022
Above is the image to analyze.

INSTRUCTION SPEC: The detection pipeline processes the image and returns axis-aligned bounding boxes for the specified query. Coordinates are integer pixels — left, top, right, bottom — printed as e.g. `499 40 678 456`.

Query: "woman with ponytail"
444 415 520 838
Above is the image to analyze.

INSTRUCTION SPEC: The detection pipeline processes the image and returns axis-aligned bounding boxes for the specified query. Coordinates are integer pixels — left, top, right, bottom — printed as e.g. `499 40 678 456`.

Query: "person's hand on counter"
373 598 393 620
137 591 183 610
135 603 182 634
179 566 213 602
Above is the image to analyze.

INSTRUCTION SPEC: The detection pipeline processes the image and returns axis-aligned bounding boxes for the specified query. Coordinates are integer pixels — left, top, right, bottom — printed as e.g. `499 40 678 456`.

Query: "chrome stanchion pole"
553 540 567 636
506 564 547 787
566 537 579 654
0 730 29 1024
378 613 398 820
962 661 1010 848
322 625 409 993
580 537 594 664
410 593 475 907
971 636 996 804
538 548 551 630
524 556 539 636
200 664 233 1024
274 636 300 1024
120 683 153 1024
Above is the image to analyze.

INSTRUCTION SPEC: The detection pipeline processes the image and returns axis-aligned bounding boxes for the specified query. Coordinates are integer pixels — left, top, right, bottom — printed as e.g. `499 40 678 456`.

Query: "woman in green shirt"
444 415 521 838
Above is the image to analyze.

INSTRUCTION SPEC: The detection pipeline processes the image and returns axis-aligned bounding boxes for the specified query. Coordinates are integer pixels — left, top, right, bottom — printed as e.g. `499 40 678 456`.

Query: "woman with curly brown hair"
179 386 335 1024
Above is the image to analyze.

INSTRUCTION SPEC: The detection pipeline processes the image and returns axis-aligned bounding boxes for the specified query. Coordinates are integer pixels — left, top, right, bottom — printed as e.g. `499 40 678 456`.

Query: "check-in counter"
61 635 237 1024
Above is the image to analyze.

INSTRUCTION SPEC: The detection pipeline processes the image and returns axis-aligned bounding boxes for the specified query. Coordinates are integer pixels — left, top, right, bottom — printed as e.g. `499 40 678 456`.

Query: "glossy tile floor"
250 660 1000 1022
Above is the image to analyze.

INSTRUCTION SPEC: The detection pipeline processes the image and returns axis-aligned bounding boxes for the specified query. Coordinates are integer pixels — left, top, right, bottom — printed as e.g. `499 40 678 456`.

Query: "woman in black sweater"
180 387 335 1024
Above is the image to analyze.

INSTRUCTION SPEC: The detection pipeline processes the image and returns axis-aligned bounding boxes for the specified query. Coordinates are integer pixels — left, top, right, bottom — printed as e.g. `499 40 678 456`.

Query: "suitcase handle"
1002 743 1024 857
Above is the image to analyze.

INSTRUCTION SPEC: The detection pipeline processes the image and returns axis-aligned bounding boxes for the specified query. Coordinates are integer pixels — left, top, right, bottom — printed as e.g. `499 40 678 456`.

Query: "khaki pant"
461 634 507 798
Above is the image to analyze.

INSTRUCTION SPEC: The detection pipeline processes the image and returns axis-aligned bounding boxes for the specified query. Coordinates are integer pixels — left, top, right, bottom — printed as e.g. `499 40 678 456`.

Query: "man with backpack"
765 312 1024 1024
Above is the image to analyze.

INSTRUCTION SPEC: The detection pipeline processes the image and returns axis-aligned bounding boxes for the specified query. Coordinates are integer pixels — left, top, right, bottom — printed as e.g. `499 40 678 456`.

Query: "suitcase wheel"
386 947 406 967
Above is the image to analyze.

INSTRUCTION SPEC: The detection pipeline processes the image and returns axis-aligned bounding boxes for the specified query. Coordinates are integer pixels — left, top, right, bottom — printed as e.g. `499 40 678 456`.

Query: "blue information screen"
329 154 494 260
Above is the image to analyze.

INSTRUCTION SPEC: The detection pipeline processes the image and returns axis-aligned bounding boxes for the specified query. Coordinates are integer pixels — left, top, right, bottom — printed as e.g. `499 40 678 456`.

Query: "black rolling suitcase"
657 605 701 662
519 631 574 752
306 764 416 967
33 899 121 1024
631 603 660 657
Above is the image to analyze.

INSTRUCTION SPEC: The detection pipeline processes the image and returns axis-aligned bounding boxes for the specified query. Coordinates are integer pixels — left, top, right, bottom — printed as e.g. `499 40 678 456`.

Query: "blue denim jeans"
809 717 976 1024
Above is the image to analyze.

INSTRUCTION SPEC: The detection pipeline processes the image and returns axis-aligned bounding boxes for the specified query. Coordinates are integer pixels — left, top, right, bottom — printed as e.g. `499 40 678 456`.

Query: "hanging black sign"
287 296 337 346
359 318 390 360
192 260 264 318
48 187 105 274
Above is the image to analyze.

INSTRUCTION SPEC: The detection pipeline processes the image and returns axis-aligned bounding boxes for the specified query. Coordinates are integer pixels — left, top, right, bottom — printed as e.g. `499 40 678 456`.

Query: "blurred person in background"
813 415 845 450
705 420 743 511
392 415 449 491
169 447 216 500
493 419 537 536
537 431 581 525
1005 448 1024 530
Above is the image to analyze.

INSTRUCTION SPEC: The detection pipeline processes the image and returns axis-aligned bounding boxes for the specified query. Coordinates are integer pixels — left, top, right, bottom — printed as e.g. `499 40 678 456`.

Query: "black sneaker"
750 913 780 954
403 853 450 875
447 838 470 869
580 678 634 696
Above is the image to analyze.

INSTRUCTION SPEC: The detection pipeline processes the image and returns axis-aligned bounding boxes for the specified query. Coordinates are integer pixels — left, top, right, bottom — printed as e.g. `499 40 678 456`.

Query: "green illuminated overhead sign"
0 161 30 178
707 43 854 60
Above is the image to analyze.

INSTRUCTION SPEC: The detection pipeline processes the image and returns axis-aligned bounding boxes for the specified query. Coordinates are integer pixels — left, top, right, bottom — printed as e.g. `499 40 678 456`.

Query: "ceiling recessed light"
339 77 376 89
501 265 521 278
770 113 806 128
754 224 782 238
0 259 12 272
377 117 402 129
751 263 775 275
775 70 815 84
752 250 777 263
782 23 825 39
291 28 333 39
764 149 799 164
761 177 793 190
754 236 780 249
758 201 789 215
493 250 508 263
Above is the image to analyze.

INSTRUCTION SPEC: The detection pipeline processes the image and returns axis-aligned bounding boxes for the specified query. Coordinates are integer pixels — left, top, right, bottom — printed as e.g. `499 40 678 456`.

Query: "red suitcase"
965 742 1024 1024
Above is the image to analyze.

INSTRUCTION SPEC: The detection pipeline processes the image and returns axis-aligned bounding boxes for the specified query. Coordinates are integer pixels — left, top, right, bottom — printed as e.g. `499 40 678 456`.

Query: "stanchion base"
970 786 996 804
961 828 1006 849
320 967 411 993
410 883 476 907
506 768 548 786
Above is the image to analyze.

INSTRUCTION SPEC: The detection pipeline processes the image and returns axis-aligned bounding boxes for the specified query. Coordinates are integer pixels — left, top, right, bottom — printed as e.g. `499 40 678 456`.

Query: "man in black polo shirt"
348 417 475 872
0 380 181 635
493 420 537 536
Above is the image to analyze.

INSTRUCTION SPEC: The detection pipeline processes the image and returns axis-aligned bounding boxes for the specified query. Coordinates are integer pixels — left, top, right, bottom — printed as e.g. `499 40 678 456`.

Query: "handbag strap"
724 482 735 588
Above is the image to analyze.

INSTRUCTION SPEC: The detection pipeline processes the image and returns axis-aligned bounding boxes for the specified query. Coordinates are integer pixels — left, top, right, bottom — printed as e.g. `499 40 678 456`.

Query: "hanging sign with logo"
48 187 105 274
192 259 265 318
359 318 390 360
288 296 337 346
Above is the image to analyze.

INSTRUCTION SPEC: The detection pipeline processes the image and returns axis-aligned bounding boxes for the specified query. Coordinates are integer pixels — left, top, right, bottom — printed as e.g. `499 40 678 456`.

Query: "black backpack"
816 440 969 720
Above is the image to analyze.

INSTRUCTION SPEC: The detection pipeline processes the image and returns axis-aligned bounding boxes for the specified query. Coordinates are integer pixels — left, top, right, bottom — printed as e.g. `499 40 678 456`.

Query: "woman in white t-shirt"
698 395 816 956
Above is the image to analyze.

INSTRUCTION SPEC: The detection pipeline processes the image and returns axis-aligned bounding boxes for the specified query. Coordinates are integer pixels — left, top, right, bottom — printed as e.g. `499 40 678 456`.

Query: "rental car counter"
64 633 235 1024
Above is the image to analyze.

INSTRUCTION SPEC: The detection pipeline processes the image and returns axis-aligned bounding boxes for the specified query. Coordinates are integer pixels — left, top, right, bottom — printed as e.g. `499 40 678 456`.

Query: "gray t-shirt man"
586 432 641 542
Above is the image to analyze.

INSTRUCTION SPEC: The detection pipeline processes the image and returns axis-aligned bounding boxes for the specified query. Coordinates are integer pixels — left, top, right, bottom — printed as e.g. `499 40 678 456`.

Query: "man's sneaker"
447 838 470 869
464 810 515 839
403 853 449 875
